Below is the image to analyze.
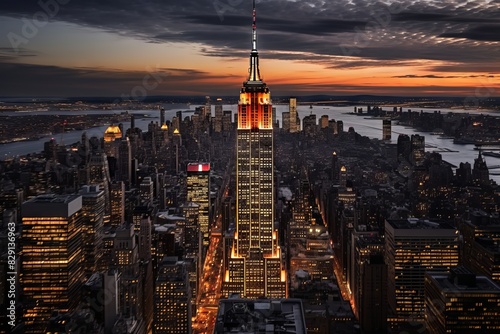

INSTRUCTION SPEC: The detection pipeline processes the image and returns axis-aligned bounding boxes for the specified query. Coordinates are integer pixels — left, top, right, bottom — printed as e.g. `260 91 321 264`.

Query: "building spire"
248 0 261 82
252 0 257 51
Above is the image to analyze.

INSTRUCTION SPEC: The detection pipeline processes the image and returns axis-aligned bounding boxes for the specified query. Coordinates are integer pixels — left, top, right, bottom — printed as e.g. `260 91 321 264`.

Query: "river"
1 104 499 183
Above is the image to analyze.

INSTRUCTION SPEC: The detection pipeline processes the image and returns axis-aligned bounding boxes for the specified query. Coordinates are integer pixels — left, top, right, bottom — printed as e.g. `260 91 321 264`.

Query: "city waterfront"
2 104 498 183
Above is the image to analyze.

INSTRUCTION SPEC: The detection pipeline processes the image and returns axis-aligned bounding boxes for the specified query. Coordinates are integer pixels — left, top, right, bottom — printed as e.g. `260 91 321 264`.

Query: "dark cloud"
0 48 37 61
440 25 500 42
392 74 498 79
0 62 238 97
393 13 451 22
393 12 500 24
185 14 367 35
0 0 498 96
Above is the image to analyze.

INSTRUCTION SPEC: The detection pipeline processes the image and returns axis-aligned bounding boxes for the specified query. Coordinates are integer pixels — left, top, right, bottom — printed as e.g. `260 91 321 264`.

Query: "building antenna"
248 0 261 81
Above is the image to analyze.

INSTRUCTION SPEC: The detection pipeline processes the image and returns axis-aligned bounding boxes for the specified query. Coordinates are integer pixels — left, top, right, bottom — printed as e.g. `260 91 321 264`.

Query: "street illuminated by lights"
193 220 224 334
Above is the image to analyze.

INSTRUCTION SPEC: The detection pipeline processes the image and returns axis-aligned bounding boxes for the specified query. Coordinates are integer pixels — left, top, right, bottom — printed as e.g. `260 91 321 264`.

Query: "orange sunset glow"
0 0 498 97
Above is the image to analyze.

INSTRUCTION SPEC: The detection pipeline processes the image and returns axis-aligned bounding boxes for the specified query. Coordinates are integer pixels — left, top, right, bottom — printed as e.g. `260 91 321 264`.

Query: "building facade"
385 218 459 324
223 1 286 299
425 267 500 333
289 97 298 133
186 162 211 251
21 194 84 333
154 257 192 334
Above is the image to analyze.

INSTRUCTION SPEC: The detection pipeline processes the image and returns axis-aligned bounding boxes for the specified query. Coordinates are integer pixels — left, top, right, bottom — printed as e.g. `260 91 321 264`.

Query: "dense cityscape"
1 1 500 334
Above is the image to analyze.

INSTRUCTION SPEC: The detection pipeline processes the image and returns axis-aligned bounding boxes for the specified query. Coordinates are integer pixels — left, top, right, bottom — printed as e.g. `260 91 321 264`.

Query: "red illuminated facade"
186 163 211 173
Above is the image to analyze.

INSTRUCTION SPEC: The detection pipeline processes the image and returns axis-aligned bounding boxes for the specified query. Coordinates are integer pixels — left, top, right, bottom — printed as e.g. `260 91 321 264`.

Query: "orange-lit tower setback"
223 0 286 299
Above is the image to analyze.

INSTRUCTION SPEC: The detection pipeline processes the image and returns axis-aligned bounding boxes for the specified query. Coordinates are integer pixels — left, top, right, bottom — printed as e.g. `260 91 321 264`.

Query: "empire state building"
223 0 287 299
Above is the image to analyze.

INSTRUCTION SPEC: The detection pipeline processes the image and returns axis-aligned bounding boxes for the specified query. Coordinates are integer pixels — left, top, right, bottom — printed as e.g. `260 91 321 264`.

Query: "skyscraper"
186 162 211 251
154 257 192 334
411 134 425 166
425 267 500 333
289 97 298 133
110 181 125 228
223 0 286 299
21 194 84 333
382 119 391 140
385 218 459 323
79 185 105 277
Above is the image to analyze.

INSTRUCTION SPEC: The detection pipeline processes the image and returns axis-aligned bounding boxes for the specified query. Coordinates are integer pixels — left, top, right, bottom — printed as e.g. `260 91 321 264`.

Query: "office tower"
272 106 278 128
359 254 388 334
113 225 145 330
339 165 347 188
214 298 306 334
181 202 200 258
139 215 152 261
118 137 132 185
383 119 391 140
88 151 111 225
130 114 136 130
154 257 192 334
187 162 211 250
472 151 490 186
302 114 317 136
160 121 169 140
173 129 182 175
140 176 154 205
456 162 472 186
79 185 105 277
425 267 500 333
214 99 223 133
79 131 90 163
411 134 425 166
153 224 176 273
0 187 23 225
282 111 290 132
222 110 233 133
320 115 329 128
147 121 159 156
160 106 165 125
289 97 298 133
44 137 58 160
397 134 411 162
329 119 337 134
223 0 286 299
337 120 344 134
331 151 340 184
385 218 459 323
110 181 125 228
204 95 211 118
167 209 199 313
460 210 500 282
103 124 122 158
21 194 84 333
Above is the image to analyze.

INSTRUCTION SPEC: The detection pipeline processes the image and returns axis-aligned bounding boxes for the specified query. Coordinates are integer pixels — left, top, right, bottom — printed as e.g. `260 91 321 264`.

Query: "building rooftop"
214 298 306 334
22 194 82 217
386 218 455 230
428 267 500 293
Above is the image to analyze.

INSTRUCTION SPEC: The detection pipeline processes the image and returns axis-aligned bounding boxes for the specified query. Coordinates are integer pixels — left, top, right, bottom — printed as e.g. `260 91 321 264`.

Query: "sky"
0 0 498 97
